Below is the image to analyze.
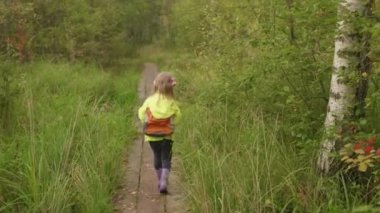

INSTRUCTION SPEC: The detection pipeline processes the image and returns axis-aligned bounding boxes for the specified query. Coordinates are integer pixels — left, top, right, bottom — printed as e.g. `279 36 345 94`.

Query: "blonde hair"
154 72 176 99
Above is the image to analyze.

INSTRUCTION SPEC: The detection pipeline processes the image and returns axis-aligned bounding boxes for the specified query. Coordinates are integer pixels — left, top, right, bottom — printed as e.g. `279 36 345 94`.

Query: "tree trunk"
318 0 369 173
354 0 373 119
285 0 296 44
161 0 172 40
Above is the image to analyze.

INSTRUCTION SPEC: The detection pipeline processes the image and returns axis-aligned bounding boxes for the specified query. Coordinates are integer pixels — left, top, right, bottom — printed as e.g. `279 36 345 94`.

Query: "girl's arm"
138 100 148 122
173 102 181 122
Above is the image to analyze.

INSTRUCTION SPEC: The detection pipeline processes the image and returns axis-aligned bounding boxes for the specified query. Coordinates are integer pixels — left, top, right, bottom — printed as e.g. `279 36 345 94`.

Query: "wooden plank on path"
115 63 188 213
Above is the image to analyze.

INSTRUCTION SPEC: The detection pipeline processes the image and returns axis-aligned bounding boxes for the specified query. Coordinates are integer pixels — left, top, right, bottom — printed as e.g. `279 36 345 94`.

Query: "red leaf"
364 146 373 154
354 143 362 150
376 148 380 156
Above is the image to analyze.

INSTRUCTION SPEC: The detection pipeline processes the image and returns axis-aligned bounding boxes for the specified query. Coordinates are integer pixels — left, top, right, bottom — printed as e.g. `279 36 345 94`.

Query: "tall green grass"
179 106 380 212
160 53 378 212
0 61 138 212
177 105 324 212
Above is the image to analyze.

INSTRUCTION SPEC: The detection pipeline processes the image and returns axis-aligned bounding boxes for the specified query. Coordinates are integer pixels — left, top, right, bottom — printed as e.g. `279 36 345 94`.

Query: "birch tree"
318 0 373 173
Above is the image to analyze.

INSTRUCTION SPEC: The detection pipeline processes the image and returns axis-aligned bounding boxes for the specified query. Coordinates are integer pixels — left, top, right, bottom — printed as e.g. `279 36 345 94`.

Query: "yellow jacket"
138 93 181 141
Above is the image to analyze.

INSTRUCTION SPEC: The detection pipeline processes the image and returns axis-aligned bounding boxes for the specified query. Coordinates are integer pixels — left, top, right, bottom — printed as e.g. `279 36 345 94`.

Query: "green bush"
0 0 160 65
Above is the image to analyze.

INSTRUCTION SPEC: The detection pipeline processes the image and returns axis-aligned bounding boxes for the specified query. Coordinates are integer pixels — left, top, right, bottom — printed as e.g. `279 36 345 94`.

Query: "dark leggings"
149 139 173 170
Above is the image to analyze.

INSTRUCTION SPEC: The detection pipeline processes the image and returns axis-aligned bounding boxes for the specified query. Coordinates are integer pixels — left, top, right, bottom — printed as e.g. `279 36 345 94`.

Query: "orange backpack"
143 107 174 137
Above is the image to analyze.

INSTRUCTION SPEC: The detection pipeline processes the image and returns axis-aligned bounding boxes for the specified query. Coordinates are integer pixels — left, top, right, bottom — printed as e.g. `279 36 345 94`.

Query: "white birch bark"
318 0 366 173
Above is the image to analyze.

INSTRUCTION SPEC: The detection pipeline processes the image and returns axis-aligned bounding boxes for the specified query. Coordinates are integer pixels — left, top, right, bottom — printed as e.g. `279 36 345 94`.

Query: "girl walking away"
138 72 181 194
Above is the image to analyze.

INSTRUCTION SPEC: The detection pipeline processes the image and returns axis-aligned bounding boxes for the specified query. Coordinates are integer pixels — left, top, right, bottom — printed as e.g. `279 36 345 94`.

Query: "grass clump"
0 61 138 212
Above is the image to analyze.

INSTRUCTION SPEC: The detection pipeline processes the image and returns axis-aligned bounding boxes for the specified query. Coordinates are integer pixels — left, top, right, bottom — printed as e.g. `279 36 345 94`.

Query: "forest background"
1 0 380 212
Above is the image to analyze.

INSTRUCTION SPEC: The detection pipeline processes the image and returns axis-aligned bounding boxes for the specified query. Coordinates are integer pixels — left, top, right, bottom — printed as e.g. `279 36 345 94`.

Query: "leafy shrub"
0 0 160 65
340 136 379 173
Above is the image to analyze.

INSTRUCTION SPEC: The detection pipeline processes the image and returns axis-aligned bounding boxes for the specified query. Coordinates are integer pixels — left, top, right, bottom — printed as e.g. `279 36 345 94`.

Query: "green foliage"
0 0 160 65
366 2 380 132
170 0 337 152
0 59 21 134
163 0 380 211
0 62 138 212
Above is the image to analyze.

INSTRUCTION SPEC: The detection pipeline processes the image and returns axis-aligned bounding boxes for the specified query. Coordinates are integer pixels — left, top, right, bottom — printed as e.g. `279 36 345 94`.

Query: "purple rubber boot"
159 168 170 194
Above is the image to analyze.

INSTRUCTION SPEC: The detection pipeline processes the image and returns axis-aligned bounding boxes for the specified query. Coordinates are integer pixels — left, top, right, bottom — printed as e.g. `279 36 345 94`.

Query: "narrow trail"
114 63 186 213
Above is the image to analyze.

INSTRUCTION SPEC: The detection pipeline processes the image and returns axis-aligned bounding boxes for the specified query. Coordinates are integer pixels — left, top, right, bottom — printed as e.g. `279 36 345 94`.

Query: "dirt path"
114 63 186 213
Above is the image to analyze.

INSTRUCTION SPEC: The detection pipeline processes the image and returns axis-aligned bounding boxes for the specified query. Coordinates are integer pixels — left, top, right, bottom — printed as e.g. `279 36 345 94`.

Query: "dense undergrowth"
0 0 160 66
0 61 138 212
155 52 369 212
151 0 380 212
